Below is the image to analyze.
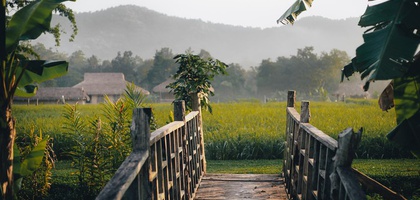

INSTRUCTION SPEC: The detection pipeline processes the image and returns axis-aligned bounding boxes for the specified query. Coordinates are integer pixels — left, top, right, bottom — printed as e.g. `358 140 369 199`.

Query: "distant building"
153 78 175 102
73 73 149 104
14 87 88 105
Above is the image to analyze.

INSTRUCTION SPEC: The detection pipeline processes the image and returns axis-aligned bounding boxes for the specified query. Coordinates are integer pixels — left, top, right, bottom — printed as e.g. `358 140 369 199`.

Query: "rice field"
14 99 410 160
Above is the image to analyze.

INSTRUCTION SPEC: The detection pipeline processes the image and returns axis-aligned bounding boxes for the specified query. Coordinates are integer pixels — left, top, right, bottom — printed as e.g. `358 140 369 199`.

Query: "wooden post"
300 101 310 123
191 93 206 173
174 100 189 198
330 128 365 200
127 108 152 199
174 100 186 122
287 90 296 108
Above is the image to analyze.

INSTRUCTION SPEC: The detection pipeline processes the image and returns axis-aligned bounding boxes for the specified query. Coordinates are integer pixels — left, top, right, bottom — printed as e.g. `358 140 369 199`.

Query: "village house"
73 73 150 104
14 87 88 105
152 78 175 102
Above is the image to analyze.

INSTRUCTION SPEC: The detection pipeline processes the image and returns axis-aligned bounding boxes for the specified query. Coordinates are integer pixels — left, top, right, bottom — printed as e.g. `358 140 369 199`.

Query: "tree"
167 52 228 113
145 48 178 89
111 51 138 83
279 0 420 156
1 1 73 199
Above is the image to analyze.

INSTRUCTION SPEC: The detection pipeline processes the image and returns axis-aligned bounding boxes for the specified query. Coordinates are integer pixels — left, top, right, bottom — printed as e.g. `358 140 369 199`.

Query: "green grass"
206 159 282 174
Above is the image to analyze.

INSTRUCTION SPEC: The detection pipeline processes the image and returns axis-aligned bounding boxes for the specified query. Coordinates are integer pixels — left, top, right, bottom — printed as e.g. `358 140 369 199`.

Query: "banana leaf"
13 138 49 191
386 76 420 156
6 0 71 53
14 60 68 97
342 0 420 89
277 0 313 25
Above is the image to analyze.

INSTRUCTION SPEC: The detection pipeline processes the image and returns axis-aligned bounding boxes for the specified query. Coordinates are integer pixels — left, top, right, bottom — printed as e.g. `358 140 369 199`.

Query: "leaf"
6 0 72 53
393 76 420 124
386 76 420 156
387 110 420 157
14 60 68 97
277 0 313 25
18 138 48 177
342 0 420 89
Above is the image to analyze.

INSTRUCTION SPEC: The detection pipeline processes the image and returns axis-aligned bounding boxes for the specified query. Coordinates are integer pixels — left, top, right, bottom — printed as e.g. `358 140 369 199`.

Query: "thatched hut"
73 73 149 104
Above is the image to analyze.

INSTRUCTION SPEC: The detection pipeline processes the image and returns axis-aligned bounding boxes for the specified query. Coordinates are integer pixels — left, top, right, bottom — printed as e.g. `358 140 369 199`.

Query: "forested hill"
36 5 364 68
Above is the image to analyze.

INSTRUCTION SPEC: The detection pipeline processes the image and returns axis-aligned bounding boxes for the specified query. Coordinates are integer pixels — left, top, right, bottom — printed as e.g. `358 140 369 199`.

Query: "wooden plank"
352 168 407 200
96 151 149 200
195 174 287 200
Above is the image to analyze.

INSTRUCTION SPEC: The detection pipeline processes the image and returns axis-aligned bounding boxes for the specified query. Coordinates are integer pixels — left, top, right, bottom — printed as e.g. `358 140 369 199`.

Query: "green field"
13 100 418 199
15 100 411 159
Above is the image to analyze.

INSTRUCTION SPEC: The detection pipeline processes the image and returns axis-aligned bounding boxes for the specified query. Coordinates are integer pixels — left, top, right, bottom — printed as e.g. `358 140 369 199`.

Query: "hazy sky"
64 0 368 28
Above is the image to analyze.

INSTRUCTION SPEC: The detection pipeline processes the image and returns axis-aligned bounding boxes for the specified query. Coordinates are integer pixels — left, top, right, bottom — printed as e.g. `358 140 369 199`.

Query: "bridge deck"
195 174 287 199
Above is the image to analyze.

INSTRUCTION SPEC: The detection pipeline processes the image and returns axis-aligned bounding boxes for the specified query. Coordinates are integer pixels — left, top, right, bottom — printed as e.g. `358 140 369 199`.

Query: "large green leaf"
6 0 71 53
342 0 420 88
277 0 313 25
386 76 420 156
393 77 420 124
18 138 48 177
14 60 68 97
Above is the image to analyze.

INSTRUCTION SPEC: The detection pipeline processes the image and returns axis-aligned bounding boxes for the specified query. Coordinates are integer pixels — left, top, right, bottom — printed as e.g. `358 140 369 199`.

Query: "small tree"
167 52 228 113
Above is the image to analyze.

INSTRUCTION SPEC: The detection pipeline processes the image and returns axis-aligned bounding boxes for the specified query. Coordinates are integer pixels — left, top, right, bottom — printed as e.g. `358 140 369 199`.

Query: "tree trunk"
0 105 15 200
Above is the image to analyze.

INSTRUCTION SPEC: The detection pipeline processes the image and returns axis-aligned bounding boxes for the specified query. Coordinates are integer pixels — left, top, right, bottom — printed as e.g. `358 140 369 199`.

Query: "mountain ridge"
36 5 364 68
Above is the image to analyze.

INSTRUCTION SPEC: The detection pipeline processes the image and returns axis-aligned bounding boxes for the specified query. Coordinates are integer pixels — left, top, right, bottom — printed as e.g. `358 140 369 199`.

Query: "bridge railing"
283 90 405 200
96 100 205 200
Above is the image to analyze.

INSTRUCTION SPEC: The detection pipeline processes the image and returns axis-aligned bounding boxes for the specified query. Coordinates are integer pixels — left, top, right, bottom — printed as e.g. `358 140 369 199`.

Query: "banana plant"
1 0 72 199
279 0 420 156
13 136 49 195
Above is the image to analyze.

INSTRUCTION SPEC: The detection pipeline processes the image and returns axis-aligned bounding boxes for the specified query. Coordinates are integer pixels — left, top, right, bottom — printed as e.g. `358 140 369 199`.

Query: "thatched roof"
73 73 150 95
16 87 88 101
153 78 174 93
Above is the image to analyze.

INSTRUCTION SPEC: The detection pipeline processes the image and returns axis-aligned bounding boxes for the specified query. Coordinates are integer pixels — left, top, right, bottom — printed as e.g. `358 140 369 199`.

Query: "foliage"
256 47 350 97
167 52 228 113
339 0 420 156
14 129 55 200
277 0 313 25
145 48 178 89
1 0 73 199
59 83 151 198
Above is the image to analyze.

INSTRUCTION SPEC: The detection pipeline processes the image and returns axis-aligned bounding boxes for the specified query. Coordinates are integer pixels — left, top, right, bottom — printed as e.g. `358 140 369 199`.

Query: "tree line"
33 43 351 102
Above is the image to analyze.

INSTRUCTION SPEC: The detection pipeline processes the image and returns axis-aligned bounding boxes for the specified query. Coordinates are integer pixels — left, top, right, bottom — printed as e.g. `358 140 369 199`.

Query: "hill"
36 5 364 68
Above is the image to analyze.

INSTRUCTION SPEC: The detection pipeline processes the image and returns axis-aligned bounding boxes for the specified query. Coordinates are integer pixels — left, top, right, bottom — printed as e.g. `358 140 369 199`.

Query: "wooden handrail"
97 99 206 200
283 90 405 200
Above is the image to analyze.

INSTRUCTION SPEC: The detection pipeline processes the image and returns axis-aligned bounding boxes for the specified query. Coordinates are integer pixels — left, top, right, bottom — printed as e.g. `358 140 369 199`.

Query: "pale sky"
64 0 368 28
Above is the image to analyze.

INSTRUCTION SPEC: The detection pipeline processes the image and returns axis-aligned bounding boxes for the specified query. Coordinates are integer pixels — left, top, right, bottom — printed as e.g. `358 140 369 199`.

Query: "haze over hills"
36 5 364 68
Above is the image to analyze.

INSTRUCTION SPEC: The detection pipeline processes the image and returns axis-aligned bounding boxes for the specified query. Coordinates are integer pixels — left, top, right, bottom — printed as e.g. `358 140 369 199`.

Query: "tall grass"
14 100 412 160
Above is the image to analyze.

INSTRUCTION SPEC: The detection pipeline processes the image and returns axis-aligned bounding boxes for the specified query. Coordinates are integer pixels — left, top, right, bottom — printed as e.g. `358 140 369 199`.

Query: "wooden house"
14 87 88 105
73 73 149 104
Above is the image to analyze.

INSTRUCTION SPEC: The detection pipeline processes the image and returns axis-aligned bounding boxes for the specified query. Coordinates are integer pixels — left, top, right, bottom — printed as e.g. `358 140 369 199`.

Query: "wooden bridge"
96 91 405 200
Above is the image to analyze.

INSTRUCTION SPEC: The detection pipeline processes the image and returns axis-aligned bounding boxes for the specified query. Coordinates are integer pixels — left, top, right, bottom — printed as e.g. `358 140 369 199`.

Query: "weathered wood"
287 90 296 108
330 128 365 200
96 151 149 200
352 168 407 200
174 100 186 121
96 108 151 200
300 101 310 123
191 93 206 173
131 108 152 152
300 124 338 150
195 174 287 200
